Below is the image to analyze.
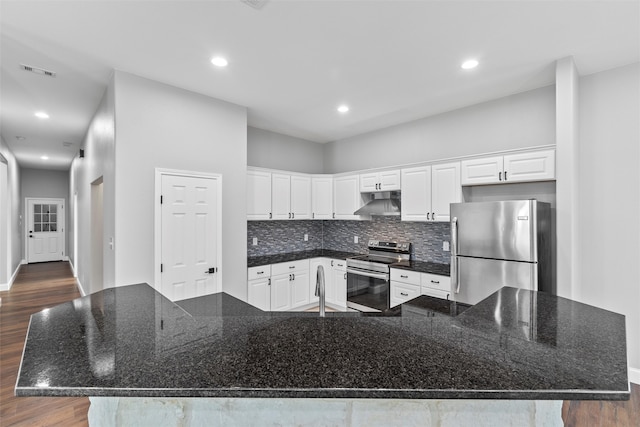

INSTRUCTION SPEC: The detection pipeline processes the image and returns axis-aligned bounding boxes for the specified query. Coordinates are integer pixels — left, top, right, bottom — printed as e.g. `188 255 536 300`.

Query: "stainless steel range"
346 240 412 312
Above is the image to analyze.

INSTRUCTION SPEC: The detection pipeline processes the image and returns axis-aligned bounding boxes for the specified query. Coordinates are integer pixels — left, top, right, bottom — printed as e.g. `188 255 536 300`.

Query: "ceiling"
1 1 638 171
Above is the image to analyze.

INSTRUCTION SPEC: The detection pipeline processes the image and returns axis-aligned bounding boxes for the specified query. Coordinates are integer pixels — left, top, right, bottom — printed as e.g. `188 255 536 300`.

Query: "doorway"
25 198 65 263
91 178 104 294
155 169 222 301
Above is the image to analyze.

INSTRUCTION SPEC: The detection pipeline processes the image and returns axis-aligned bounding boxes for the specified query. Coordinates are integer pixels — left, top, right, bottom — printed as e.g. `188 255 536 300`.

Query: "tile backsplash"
248 217 451 264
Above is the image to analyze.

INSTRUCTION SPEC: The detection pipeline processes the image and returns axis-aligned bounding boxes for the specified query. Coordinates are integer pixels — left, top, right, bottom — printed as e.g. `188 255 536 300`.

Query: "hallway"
0 262 89 427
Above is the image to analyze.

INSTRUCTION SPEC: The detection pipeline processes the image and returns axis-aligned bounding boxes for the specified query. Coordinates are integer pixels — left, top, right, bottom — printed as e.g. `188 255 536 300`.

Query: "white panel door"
27 199 65 263
247 170 272 220
503 150 556 183
401 166 431 222
161 174 218 302
290 269 310 308
270 274 291 311
379 169 401 191
431 162 461 222
333 175 362 219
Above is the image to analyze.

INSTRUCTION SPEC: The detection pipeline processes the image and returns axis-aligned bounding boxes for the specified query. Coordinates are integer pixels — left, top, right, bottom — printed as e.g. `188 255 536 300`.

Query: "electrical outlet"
252 237 258 246
443 241 450 252
304 234 308 241
354 236 359 244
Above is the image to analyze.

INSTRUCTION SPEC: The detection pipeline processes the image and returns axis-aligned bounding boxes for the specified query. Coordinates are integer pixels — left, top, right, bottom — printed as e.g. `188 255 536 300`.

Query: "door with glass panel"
27 198 65 263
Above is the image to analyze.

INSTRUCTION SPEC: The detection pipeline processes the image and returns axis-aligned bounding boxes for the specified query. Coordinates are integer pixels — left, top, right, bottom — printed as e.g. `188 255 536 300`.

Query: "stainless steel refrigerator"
450 200 551 305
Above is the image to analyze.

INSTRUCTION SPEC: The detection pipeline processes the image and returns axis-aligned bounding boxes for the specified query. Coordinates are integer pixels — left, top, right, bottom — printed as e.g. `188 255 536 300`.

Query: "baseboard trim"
0 263 22 291
75 276 86 297
629 367 640 385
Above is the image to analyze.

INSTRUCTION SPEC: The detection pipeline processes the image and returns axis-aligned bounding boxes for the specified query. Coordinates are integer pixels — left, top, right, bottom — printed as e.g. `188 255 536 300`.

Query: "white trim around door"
24 197 66 264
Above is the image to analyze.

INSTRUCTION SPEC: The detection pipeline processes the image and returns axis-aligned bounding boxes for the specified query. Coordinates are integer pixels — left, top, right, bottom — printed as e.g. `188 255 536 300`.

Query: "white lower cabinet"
247 260 310 311
390 268 451 307
329 259 347 309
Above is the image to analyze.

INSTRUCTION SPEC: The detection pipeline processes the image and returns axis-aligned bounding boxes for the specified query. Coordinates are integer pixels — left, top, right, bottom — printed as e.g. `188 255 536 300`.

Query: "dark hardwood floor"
0 262 89 427
0 261 638 426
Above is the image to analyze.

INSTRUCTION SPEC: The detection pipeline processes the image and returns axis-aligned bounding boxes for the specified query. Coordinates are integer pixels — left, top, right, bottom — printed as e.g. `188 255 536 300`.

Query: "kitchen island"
16 284 629 426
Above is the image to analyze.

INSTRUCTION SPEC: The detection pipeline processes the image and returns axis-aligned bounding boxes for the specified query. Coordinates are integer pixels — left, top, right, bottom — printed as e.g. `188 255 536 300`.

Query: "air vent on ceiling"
241 0 268 10
20 64 56 78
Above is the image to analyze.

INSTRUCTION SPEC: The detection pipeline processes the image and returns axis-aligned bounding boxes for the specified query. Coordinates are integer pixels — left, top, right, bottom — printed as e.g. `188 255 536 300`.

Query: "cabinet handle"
504 171 507 181
432 212 435 221
331 260 334 267
427 213 430 220
431 280 440 284
344 273 347 279
257 271 264 275
292 213 295 219
269 212 272 219
337 263 344 267
312 213 315 219
268 279 271 286
292 273 295 281
333 213 335 219
400 275 408 279
289 266 295 269
400 292 409 296
499 171 502 181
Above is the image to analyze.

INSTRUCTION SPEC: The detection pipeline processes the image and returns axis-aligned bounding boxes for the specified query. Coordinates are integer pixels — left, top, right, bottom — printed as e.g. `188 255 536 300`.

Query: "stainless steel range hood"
354 192 401 216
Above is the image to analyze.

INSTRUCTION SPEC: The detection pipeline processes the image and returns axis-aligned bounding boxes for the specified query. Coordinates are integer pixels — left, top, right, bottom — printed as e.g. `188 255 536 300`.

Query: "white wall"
577 62 640 383
69 75 116 295
20 168 70 260
323 85 556 173
113 71 248 300
247 127 324 173
0 136 22 288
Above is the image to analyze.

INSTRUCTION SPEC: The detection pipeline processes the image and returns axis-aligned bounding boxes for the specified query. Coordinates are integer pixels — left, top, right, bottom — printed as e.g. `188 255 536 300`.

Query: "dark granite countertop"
16 284 629 400
248 249 361 267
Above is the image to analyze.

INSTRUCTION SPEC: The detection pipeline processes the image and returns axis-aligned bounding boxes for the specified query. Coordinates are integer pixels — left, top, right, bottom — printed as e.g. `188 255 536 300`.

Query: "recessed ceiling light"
337 105 350 113
34 111 49 119
40 155 49 160
461 59 479 70
210 56 228 67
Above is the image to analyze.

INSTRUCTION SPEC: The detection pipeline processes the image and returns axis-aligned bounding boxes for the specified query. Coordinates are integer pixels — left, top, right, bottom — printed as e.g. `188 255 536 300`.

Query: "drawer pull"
400 275 408 279
400 292 409 297
430 280 440 284
289 266 296 269
257 271 264 275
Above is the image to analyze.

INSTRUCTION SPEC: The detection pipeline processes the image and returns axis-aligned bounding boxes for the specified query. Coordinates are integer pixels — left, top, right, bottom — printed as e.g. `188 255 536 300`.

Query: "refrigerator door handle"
451 216 460 294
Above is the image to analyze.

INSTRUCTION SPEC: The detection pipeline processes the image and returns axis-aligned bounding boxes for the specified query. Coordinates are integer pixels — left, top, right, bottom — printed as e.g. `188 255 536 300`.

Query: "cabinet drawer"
248 265 271 281
390 281 421 307
330 259 347 271
421 286 450 300
390 268 421 286
421 273 451 292
271 259 310 276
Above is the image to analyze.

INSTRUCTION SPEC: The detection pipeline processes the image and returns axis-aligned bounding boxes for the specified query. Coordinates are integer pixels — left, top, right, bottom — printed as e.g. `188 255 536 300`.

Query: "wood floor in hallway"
1 262 89 427
0 261 638 426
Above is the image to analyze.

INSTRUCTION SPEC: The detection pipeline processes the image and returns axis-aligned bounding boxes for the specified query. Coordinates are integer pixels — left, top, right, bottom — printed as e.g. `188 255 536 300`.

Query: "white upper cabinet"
503 150 555 183
461 150 555 185
401 162 461 222
247 170 272 220
400 166 432 222
271 173 291 219
431 162 462 222
290 174 312 219
461 156 504 185
360 170 401 192
311 175 333 220
333 174 364 220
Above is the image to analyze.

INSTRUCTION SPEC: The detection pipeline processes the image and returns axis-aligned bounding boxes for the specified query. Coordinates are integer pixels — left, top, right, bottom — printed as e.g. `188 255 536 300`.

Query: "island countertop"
15 284 629 400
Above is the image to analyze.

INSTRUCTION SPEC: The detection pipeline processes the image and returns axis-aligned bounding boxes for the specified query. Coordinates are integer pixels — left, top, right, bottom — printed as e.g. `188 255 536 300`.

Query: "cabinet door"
431 162 461 222
333 175 363 220
311 176 333 219
248 278 271 311
247 170 272 220
461 156 503 185
291 270 310 308
270 274 291 311
359 173 379 192
271 173 291 220
290 174 312 219
379 169 401 191
401 166 431 222
503 150 555 183
331 267 347 309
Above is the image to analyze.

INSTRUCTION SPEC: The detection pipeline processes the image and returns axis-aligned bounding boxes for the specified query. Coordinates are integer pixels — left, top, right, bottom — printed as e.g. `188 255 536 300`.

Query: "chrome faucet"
315 265 326 317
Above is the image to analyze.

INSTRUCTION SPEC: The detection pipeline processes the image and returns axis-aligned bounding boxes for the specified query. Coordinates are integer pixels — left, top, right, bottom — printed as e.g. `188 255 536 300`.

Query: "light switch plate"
354 236 359 244
304 234 308 241
252 237 258 246
443 241 450 251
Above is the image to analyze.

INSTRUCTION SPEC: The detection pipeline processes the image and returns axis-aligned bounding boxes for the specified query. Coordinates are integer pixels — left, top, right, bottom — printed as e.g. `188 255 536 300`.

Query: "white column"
555 57 580 299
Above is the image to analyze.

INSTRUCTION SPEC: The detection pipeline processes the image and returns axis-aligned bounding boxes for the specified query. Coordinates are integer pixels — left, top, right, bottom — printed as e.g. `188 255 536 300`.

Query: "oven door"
346 267 389 312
